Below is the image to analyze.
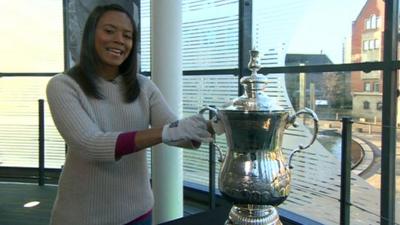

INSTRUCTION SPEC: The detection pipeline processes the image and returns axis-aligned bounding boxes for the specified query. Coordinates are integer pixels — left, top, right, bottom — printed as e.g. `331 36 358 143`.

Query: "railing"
38 99 45 186
34 100 394 224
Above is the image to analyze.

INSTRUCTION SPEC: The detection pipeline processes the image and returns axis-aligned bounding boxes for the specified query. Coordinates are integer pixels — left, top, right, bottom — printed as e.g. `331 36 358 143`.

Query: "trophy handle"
199 106 219 120
211 142 225 163
199 106 225 163
287 107 319 169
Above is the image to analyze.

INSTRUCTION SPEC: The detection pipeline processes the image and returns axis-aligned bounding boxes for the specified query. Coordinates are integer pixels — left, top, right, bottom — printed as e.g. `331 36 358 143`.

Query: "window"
374 39 381 49
373 81 380 92
1 1 399 224
364 82 371 91
0 0 64 73
140 0 238 71
363 101 370 109
363 39 381 51
0 0 65 168
366 18 371 30
363 40 369 50
377 101 383 110
365 14 380 30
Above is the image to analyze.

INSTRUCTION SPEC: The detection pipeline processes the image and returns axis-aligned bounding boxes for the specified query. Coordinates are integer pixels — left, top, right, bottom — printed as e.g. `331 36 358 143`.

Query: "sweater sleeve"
46 74 120 162
140 76 202 150
138 76 178 127
115 131 137 158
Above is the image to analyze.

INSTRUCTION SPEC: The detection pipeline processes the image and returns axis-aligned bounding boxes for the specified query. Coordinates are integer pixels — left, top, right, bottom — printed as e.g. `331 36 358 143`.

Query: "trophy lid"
223 49 284 112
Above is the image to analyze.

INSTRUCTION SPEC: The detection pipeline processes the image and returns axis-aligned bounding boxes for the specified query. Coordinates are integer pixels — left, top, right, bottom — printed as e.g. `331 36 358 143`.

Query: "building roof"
285 53 333 66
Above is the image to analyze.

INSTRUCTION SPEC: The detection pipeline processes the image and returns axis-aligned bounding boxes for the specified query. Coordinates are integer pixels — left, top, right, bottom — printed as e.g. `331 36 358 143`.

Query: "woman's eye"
104 29 114 34
124 34 133 39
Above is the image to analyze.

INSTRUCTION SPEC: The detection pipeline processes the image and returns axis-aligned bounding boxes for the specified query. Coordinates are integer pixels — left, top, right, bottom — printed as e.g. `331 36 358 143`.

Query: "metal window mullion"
63 0 70 71
381 0 398 224
238 0 252 96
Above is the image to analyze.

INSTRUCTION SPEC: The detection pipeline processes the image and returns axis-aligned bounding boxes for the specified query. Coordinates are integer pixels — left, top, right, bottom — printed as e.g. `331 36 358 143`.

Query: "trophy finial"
248 48 261 75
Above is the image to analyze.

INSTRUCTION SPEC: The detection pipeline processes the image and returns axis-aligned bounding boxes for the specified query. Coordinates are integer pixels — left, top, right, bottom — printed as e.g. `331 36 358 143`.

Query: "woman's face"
94 10 133 76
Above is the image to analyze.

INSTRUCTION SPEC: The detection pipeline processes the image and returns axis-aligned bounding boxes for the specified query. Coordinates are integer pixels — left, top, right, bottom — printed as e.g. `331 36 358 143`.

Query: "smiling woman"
94 10 134 80
0 0 64 73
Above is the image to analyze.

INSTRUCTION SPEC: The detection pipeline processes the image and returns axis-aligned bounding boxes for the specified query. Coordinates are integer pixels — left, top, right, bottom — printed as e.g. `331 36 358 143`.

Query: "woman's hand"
162 114 213 146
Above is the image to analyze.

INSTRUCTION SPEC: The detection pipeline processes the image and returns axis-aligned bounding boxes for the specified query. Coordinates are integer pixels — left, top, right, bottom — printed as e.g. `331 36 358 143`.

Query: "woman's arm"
116 117 210 158
134 127 163 150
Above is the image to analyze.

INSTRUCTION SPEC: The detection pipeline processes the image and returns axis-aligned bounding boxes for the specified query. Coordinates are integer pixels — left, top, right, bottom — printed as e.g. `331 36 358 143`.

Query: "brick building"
351 0 385 121
351 0 400 124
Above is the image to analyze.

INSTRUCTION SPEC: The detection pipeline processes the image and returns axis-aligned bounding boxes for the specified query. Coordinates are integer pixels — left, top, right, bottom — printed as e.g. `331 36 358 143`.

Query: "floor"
0 182 56 225
0 182 208 225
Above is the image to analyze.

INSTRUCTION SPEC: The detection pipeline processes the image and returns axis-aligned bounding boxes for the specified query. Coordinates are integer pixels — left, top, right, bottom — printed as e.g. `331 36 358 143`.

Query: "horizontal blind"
140 0 238 72
0 76 65 169
182 75 238 187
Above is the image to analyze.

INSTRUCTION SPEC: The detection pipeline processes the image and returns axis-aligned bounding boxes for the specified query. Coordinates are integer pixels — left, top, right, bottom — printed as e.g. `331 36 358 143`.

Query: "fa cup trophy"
201 49 319 225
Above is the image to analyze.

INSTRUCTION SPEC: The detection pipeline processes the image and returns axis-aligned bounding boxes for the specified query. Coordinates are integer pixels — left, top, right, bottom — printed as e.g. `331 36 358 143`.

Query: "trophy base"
224 204 282 225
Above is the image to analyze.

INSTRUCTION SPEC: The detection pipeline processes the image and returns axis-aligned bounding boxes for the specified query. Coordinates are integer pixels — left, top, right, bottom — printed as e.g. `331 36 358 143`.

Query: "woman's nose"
114 32 124 44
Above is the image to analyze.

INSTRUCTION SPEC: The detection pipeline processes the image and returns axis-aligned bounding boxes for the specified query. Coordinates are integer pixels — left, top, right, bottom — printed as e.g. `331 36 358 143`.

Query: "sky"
254 0 367 64
0 0 368 72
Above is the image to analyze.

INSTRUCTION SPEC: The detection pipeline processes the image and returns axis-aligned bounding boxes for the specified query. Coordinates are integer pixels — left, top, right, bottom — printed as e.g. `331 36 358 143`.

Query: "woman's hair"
68 4 140 103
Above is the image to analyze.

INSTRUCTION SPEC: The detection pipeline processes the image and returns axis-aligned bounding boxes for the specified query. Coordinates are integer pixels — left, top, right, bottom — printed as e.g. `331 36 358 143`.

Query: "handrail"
340 117 353 225
38 99 45 186
207 106 217 209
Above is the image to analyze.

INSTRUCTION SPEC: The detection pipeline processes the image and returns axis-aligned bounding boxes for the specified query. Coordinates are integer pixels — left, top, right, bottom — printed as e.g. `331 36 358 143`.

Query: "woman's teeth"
107 48 122 55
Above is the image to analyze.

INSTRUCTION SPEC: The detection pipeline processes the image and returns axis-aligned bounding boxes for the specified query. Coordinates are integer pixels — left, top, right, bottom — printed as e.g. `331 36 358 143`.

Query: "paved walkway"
318 119 400 223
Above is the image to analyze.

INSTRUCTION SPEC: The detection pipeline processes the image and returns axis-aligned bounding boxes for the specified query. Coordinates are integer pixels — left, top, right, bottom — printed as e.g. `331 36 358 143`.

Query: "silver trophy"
200 49 319 225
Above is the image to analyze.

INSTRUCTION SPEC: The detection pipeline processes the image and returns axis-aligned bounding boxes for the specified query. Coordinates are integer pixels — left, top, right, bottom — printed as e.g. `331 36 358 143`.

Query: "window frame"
0 0 398 224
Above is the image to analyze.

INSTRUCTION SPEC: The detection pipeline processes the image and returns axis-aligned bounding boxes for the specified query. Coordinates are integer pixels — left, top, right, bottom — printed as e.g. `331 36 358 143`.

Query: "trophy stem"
224 204 283 225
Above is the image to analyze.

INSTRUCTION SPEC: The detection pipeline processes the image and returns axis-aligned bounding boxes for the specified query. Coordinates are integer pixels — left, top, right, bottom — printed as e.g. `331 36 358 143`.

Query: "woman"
46 4 212 225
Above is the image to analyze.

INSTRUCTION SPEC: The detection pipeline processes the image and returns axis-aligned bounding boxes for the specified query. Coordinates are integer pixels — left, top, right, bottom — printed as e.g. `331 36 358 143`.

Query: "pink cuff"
115 131 137 158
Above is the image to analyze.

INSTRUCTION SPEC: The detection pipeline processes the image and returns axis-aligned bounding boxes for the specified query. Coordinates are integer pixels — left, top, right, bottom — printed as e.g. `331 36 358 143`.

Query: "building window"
369 40 375 50
365 14 380 30
363 39 380 51
364 82 371 92
365 18 371 30
374 39 380 49
373 82 379 92
377 102 382 110
363 101 370 109
363 40 369 50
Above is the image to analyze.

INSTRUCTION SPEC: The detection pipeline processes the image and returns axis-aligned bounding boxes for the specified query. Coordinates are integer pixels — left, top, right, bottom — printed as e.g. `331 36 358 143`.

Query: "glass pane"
182 74 238 186
0 76 65 168
140 0 150 72
397 70 400 225
140 0 239 72
282 70 384 224
0 0 64 73
397 8 400 225
252 0 387 66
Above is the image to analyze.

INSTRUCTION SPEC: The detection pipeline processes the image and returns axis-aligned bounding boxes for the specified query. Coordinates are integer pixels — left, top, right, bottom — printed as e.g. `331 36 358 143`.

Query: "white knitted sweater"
46 73 177 225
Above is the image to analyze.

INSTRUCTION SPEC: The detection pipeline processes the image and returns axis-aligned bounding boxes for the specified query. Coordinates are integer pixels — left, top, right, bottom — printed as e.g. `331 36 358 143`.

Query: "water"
317 131 342 161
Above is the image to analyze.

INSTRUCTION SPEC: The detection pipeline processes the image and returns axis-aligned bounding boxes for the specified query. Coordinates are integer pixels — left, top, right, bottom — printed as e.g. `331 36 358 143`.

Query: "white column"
150 0 183 224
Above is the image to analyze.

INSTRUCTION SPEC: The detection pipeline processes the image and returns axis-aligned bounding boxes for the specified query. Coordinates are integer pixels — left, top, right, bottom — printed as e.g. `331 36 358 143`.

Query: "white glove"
162 114 213 146
210 116 225 135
